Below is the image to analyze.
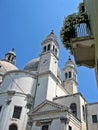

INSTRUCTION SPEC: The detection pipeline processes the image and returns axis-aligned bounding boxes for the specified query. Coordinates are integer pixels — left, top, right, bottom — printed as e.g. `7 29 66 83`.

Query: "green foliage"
78 2 85 14
60 13 77 50
60 2 89 52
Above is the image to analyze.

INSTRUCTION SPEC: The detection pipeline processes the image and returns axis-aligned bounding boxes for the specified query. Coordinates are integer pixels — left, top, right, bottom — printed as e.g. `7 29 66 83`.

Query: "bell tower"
38 31 59 76
34 31 60 107
63 57 78 94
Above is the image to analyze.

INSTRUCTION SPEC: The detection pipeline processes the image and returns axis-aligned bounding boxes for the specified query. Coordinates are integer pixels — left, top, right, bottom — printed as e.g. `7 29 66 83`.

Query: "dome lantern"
4 48 16 65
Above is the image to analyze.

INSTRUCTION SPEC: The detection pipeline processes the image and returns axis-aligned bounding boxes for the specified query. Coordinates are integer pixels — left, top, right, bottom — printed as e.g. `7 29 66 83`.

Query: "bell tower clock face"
38 55 50 73
39 52 58 77
42 59 48 65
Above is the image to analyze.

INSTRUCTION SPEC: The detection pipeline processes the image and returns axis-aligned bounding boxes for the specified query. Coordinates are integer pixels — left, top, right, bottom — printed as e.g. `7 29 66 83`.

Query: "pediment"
28 100 66 116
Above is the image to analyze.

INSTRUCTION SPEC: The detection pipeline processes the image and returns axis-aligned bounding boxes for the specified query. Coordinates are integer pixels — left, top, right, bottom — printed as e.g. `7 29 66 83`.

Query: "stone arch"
47 44 51 51
9 124 18 130
70 103 77 116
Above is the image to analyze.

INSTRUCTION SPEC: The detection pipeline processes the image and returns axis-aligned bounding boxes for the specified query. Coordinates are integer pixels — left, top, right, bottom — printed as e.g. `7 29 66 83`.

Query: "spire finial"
51 30 54 34
68 56 71 61
12 48 15 52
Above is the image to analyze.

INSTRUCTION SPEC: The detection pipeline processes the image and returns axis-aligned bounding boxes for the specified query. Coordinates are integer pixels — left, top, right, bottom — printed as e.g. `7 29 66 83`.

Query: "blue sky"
0 0 98 102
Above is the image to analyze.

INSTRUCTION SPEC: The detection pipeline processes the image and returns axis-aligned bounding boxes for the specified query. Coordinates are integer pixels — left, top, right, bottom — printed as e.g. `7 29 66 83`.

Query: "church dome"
24 58 39 72
0 60 18 75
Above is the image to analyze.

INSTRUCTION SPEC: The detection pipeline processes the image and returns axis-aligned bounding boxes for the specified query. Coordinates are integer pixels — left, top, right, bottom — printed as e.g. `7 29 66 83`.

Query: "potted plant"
60 13 77 51
60 2 89 53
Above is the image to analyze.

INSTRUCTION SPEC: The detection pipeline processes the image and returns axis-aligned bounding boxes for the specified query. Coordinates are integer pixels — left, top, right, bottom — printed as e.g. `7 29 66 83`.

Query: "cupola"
64 57 77 81
0 49 18 83
63 57 78 94
3 48 16 65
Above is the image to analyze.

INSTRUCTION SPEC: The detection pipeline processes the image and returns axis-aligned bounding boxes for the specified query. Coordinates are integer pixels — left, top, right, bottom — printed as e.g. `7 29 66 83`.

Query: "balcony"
60 4 95 68
71 23 95 68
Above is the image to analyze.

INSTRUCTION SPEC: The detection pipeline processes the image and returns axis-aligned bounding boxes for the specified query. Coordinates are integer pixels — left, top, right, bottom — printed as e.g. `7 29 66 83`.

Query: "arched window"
73 72 76 80
65 72 68 79
47 44 50 51
9 124 17 130
42 125 49 130
82 105 86 120
11 56 14 61
43 46 46 52
69 71 71 78
8 55 11 61
55 48 57 56
70 103 77 116
53 45 55 52
12 106 22 119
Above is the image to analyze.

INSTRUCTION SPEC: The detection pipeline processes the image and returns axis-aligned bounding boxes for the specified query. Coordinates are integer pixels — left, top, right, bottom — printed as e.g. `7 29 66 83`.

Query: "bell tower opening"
41 31 59 58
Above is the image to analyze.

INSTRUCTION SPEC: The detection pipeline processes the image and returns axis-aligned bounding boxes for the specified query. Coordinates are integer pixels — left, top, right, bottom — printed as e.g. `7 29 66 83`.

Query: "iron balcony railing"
74 23 91 38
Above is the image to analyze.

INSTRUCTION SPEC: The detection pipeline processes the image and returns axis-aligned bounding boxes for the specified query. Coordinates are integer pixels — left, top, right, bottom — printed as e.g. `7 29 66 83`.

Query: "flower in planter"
60 2 90 53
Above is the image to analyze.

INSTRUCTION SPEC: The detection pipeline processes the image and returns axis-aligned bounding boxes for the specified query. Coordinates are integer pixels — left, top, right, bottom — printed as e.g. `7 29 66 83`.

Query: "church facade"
0 32 98 130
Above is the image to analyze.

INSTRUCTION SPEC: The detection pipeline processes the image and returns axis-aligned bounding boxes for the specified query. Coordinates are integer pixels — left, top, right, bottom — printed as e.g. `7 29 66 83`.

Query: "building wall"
34 75 49 107
69 117 81 130
64 80 78 94
54 93 87 130
32 119 63 130
34 73 66 107
56 84 67 97
86 103 98 130
38 52 58 77
46 75 58 100
0 93 28 130
79 95 87 130
1 71 36 95
31 111 81 130
85 0 98 83
0 71 36 130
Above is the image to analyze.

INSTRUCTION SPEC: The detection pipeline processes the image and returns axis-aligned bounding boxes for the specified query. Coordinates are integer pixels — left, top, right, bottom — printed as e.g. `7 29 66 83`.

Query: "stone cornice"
40 50 59 60
37 70 59 83
41 38 59 49
3 70 37 80
53 92 87 103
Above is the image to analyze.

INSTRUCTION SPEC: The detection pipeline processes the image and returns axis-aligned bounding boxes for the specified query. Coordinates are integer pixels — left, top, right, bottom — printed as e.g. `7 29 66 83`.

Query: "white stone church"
0 32 98 130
